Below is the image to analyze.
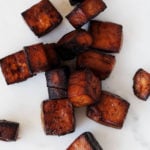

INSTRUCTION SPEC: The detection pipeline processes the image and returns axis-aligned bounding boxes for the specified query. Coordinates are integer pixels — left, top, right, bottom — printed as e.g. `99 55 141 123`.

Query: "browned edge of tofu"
66 0 107 28
41 99 75 135
87 91 130 129
77 50 116 80
57 29 93 60
0 50 32 85
24 43 49 74
89 20 123 53
0 120 19 142
22 0 63 37
68 69 101 107
133 68 150 100
67 132 103 150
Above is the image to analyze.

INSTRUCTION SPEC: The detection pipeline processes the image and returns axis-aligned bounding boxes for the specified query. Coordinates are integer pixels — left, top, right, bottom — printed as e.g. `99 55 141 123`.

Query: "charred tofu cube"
77 50 116 80
0 120 19 141
133 69 150 100
57 29 93 60
0 51 32 84
87 91 130 129
45 67 70 89
66 0 106 28
69 0 84 6
22 0 63 37
25 43 48 74
48 88 67 100
41 99 75 135
67 132 103 150
44 43 60 68
89 21 123 53
68 69 101 107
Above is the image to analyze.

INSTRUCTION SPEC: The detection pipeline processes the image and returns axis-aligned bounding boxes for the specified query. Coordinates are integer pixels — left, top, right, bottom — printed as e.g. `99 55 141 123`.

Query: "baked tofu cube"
89 21 123 53
77 50 116 80
22 0 63 37
57 29 93 60
66 0 106 28
133 69 150 100
69 0 84 6
41 99 75 135
25 43 48 74
48 88 67 100
67 132 103 150
0 120 19 141
87 91 130 129
0 51 32 85
45 67 70 89
44 43 60 68
68 69 101 107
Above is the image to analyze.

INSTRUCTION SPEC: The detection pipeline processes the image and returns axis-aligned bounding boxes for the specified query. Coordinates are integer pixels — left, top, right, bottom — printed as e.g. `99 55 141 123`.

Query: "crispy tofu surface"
87 91 130 129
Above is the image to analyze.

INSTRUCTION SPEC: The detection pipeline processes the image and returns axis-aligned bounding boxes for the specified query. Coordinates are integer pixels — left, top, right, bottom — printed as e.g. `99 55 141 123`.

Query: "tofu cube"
67 132 103 150
45 67 70 89
68 69 101 107
89 21 123 53
87 91 130 129
25 43 48 74
44 43 60 68
48 88 67 100
77 50 116 80
41 99 75 135
66 0 106 28
133 68 150 100
22 0 63 37
0 120 19 141
57 29 93 60
0 50 32 84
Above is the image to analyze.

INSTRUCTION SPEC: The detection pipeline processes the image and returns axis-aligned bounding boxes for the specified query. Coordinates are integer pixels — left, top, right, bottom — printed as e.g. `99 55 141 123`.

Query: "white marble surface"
0 0 150 149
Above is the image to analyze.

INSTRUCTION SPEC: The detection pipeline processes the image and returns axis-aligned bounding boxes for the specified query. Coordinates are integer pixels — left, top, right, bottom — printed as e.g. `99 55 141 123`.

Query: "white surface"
0 0 150 150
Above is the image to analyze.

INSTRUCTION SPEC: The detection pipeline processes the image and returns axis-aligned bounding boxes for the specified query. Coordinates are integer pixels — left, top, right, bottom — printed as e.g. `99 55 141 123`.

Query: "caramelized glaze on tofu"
66 0 106 28
45 67 70 89
68 69 101 107
42 99 75 135
57 29 93 60
44 43 60 68
133 69 150 100
69 0 84 6
77 50 116 80
25 43 48 74
22 0 63 37
67 132 103 150
89 21 123 53
0 51 32 84
87 91 130 129
0 120 19 141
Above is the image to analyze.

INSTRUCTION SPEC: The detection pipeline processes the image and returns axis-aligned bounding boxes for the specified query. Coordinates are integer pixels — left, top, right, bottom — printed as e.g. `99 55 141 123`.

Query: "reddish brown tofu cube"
22 0 63 37
68 69 101 107
66 0 106 28
87 91 130 129
133 69 150 100
77 50 116 80
69 0 84 6
0 120 19 141
25 43 48 74
89 21 123 53
57 29 93 60
45 67 70 89
67 132 103 150
0 51 32 84
48 88 67 100
44 43 60 68
41 99 75 135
